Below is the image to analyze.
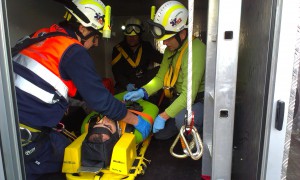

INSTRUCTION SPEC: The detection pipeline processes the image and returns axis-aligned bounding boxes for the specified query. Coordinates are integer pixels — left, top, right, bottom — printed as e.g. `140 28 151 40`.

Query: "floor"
136 136 202 180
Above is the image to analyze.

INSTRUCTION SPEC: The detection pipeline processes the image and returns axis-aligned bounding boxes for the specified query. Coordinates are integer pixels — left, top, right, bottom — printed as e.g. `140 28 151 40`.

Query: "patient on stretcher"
88 116 118 143
62 98 158 179
81 116 120 168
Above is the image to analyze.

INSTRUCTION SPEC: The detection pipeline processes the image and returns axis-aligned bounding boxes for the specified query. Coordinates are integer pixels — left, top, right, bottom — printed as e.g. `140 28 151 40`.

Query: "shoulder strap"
112 44 143 68
11 32 70 57
111 44 122 65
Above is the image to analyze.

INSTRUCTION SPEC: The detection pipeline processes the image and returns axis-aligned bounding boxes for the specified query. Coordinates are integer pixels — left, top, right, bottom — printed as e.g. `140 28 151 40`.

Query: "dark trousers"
23 131 71 180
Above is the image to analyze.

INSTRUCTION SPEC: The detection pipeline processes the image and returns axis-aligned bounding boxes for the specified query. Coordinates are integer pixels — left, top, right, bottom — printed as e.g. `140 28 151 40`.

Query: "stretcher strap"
129 109 153 125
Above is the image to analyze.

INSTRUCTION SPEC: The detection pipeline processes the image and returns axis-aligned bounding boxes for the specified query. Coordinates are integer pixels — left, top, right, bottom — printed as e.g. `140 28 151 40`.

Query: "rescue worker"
12 0 150 179
111 17 163 93
124 1 206 140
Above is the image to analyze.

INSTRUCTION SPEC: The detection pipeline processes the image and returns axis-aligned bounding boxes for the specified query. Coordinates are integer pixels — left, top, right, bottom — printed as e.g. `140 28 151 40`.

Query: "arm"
60 45 128 121
142 50 171 95
119 111 138 125
60 45 150 139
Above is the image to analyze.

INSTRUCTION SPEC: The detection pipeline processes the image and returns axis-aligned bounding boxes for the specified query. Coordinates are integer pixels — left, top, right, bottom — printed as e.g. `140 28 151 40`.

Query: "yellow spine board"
109 133 136 175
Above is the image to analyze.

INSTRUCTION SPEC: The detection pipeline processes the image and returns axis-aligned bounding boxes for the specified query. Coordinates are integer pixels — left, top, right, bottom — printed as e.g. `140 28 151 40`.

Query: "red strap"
129 109 154 125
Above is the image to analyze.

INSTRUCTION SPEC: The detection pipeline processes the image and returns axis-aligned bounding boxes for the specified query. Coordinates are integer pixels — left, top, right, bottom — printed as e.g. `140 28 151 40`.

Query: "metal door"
0 0 25 179
261 0 299 179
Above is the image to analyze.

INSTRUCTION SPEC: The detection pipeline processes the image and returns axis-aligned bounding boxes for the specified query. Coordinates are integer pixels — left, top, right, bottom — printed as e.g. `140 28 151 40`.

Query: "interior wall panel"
232 0 274 179
7 0 207 81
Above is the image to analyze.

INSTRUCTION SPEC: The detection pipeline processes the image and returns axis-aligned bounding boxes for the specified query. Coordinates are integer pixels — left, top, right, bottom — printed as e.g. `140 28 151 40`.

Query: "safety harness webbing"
163 37 195 98
111 44 143 68
11 32 69 57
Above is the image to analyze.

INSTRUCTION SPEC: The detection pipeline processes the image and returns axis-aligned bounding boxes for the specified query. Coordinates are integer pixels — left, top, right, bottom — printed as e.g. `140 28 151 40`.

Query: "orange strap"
129 109 154 125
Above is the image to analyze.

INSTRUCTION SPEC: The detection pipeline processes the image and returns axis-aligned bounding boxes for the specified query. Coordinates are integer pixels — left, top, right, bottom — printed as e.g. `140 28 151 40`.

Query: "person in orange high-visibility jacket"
12 0 151 179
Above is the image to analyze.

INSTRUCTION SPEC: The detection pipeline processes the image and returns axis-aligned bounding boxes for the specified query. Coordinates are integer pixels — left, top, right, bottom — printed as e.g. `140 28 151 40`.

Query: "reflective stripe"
13 54 68 101
14 73 59 104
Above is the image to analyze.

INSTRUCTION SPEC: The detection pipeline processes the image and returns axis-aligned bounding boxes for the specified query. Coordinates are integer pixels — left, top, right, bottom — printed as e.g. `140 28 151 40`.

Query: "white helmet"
65 0 106 32
148 1 188 41
123 17 144 36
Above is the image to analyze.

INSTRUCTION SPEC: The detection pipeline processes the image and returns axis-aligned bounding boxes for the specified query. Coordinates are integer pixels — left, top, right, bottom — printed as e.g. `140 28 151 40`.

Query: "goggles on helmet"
147 20 177 40
124 24 143 35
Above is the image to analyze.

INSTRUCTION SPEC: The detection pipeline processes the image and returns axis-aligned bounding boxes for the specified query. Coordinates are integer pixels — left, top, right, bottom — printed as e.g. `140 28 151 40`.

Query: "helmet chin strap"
174 29 187 51
75 29 98 45
75 29 86 44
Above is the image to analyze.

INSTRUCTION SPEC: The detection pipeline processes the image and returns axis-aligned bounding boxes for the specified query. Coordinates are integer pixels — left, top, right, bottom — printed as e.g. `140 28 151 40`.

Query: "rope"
170 0 203 161
187 0 194 126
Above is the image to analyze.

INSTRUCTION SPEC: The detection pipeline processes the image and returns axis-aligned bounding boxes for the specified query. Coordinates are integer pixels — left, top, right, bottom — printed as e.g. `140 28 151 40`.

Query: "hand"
135 116 151 140
123 89 144 101
126 83 136 91
153 115 166 133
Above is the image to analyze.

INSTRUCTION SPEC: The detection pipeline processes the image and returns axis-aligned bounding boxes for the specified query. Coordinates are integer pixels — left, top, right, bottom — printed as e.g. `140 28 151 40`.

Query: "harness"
111 44 143 68
163 37 196 98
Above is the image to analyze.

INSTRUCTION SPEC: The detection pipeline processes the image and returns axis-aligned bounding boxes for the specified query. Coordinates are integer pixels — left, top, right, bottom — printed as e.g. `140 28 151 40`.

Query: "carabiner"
20 127 32 146
53 122 65 132
170 126 204 160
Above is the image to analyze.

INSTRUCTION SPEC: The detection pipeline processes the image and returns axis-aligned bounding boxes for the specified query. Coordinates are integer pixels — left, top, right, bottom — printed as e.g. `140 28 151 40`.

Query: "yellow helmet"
123 17 144 36
65 0 106 33
147 1 188 41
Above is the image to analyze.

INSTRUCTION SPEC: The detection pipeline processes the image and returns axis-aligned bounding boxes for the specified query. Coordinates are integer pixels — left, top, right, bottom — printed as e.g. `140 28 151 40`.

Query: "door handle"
275 100 285 131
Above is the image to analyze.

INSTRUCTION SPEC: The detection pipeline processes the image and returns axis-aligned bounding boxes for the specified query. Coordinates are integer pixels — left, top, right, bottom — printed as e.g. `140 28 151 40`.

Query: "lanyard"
163 37 195 98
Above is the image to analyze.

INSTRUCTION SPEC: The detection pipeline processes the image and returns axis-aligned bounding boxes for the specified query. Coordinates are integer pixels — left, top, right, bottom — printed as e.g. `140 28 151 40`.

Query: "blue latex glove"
153 115 166 133
126 83 136 91
135 115 151 140
123 88 144 101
